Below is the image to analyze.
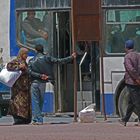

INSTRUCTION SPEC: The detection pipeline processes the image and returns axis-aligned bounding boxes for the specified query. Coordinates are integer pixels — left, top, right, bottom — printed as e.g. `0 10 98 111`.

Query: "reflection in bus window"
105 10 140 53
22 11 48 52
42 11 53 54
106 24 125 53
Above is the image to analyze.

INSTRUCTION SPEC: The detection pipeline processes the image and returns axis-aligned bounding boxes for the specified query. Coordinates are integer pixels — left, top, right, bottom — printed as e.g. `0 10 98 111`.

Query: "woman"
7 48 31 125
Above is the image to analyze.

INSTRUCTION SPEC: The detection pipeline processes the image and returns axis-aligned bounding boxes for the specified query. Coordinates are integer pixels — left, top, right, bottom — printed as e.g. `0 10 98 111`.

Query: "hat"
125 40 134 49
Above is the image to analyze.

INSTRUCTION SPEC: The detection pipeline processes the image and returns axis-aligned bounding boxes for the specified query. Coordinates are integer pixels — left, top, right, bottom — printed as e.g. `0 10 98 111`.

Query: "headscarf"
17 47 29 59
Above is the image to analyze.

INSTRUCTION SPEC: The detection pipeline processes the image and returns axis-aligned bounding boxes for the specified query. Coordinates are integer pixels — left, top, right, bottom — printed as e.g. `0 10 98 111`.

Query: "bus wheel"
118 86 138 122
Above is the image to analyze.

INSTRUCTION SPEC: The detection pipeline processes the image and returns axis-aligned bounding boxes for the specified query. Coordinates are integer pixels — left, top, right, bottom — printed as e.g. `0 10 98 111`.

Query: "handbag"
0 67 22 87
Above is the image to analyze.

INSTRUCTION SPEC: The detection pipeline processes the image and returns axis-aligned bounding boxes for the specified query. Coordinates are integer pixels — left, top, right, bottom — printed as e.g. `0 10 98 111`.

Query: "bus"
102 0 140 119
0 0 16 116
0 0 79 116
1 0 140 119
0 0 99 116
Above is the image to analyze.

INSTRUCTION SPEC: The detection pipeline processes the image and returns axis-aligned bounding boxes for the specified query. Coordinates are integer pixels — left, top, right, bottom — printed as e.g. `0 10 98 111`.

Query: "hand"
71 52 77 58
19 63 26 70
136 79 140 85
41 74 48 80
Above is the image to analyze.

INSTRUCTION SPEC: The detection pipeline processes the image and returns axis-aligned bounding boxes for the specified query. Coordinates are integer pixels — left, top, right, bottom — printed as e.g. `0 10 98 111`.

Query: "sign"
72 0 101 41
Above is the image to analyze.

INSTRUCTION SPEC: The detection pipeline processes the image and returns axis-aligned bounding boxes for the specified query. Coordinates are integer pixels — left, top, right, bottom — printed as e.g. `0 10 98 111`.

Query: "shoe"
13 116 31 125
13 122 26 125
134 122 140 126
13 119 27 125
118 119 127 126
31 121 43 125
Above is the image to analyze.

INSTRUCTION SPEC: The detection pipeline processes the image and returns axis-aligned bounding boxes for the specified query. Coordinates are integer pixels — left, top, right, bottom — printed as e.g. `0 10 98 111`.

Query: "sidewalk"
0 112 120 125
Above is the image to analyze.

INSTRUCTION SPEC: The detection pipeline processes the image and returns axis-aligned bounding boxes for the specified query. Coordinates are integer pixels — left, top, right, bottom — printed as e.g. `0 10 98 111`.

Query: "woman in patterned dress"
7 48 31 125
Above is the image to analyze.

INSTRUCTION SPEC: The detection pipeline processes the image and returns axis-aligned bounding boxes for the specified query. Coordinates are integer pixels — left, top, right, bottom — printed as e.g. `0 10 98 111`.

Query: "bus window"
17 10 53 54
105 24 124 53
15 0 71 8
104 0 140 5
105 9 140 53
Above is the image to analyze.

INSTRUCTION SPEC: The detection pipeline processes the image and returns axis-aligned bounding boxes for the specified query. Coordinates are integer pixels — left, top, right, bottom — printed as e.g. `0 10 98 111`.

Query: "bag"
0 67 22 87
78 104 96 123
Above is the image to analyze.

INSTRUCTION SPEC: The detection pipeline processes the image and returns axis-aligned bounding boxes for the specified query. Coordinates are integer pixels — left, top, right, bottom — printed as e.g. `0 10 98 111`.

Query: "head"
27 11 36 20
35 44 44 54
125 40 134 52
17 47 29 60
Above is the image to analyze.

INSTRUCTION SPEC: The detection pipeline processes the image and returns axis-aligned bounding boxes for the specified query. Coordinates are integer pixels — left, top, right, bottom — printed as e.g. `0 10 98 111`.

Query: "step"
78 81 92 91
77 91 92 101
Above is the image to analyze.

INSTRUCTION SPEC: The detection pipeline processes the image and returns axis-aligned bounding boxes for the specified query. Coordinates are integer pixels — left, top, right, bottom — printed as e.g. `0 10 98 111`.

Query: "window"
15 0 71 8
17 10 53 54
103 0 140 5
105 9 140 53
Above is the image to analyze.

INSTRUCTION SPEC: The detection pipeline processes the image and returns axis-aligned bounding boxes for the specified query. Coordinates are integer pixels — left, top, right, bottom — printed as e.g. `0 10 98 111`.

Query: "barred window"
103 0 140 5
15 0 71 8
105 9 140 53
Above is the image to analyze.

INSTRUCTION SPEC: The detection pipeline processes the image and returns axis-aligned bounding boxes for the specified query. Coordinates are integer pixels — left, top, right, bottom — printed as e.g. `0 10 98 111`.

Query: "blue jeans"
31 81 46 123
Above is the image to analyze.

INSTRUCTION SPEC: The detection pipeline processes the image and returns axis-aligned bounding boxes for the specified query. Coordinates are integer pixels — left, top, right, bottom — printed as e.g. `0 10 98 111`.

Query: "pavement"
0 112 119 125
0 113 139 140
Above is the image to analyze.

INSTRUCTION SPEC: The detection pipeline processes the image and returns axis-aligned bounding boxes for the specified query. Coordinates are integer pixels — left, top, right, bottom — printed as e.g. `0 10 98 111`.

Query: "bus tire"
118 86 138 122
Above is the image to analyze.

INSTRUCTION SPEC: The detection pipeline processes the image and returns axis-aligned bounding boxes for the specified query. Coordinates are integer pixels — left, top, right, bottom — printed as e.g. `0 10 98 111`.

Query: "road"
0 116 139 140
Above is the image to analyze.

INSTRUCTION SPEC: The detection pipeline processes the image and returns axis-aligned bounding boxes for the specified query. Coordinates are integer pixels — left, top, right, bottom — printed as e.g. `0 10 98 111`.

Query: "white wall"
0 0 10 64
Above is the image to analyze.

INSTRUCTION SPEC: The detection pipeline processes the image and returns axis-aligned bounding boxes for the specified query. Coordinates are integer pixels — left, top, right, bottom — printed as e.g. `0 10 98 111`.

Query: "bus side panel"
101 57 125 115
100 93 114 115
0 0 14 116
10 0 19 56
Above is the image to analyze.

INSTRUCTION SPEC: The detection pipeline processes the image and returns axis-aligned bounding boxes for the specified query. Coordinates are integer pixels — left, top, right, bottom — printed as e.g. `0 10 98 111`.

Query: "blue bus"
1 0 140 121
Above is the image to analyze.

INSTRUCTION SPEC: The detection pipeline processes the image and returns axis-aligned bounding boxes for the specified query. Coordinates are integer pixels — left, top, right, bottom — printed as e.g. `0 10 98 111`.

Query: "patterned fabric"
7 57 31 119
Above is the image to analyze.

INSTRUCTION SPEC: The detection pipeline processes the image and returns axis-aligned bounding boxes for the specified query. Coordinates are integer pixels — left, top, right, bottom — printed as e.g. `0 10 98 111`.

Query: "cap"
125 40 134 49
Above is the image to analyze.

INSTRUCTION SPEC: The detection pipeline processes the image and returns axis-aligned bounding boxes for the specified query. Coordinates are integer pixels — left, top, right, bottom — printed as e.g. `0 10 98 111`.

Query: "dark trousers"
123 85 140 122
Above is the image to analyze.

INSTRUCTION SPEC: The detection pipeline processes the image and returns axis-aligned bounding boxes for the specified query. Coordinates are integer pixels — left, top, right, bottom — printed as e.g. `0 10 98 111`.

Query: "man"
28 44 76 125
119 39 140 126
22 11 48 50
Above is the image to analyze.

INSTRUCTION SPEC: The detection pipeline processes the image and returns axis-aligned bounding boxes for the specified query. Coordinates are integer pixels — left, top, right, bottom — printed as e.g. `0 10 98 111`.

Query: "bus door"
77 41 100 112
53 12 101 113
53 11 74 112
16 10 73 112
102 1 140 117
91 42 100 111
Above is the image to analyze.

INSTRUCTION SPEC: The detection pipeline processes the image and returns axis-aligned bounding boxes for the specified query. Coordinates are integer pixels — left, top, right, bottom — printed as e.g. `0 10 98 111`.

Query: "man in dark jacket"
119 40 140 126
28 44 76 124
